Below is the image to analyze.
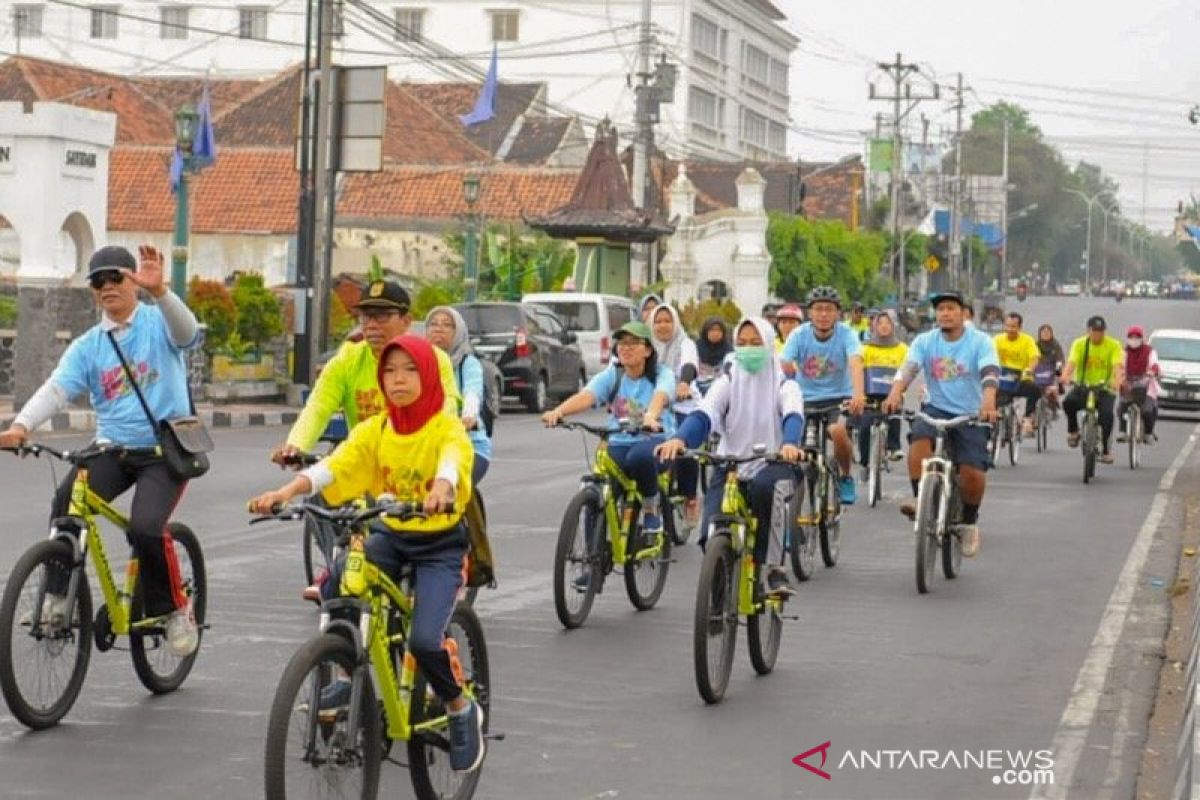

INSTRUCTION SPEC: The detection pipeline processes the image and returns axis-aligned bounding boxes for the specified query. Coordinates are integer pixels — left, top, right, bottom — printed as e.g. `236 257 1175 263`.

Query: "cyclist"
425 305 492 486
0 245 200 655
542 321 674 538
780 286 867 505
638 292 662 323
1061 315 1124 464
882 290 999 558
992 312 1042 436
962 301 976 329
1116 325 1160 444
651 303 701 526
774 304 804 356
655 316 804 596
1035 324 1065 412
858 310 907 464
847 302 870 341
248 334 485 773
695 316 733 393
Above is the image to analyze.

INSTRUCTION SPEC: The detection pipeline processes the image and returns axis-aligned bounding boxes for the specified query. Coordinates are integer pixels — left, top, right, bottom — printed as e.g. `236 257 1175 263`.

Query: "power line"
975 75 1191 107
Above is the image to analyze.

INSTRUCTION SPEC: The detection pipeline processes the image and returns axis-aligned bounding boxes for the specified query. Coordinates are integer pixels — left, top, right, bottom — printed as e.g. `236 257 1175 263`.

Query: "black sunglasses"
89 270 125 290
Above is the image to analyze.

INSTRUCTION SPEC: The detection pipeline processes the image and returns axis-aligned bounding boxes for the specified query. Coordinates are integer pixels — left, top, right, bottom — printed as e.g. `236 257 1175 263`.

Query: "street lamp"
462 171 481 302
172 104 199 299
1063 188 1114 295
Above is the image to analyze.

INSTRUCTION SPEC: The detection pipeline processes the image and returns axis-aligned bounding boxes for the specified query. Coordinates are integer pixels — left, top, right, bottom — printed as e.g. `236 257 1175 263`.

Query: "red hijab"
378 335 445 435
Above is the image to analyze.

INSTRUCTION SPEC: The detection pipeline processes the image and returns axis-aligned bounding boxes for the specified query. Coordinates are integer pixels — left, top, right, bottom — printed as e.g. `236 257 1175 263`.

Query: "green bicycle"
0 443 206 730
254 498 492 800
551 421 674 629
1078 384 1106 483
691 448 796 704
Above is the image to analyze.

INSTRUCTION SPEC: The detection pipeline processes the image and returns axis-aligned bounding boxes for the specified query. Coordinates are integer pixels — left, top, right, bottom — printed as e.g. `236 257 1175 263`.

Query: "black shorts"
804 400 846 428
908 405 991 471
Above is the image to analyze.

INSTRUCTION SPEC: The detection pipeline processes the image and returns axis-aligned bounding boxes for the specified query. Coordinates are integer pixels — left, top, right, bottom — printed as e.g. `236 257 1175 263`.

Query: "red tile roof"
402 81 542 156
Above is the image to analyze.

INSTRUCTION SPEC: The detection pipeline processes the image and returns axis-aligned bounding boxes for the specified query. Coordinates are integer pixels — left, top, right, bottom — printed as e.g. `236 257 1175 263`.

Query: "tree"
766 214 889 304
443 224 576 299
187 277 237 354
231 272 284 351
0 295 16 327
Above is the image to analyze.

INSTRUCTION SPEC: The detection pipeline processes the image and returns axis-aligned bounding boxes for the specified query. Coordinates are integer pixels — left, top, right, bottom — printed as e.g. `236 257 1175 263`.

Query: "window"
742 44 770 89
534 301 599 333
768 121 787 156
741 108 768 146
490 10 518 42
90 5 118 39
13 5 43 37
688 86 719 129
238 6 268 40
769 58 788 94
691 13 725 66
160 6 189 39
394 7 424 42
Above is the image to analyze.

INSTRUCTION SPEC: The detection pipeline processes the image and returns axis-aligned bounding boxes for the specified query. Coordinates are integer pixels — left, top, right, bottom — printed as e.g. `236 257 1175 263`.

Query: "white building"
2 0 796 162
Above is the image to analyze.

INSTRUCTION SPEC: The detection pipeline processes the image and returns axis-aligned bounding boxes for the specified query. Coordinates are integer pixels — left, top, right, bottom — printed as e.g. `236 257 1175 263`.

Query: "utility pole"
292 0 317 386
309 0 336 378
869 53 938 301
950 73 965 293
630 0 653 290
1000 118 1010 295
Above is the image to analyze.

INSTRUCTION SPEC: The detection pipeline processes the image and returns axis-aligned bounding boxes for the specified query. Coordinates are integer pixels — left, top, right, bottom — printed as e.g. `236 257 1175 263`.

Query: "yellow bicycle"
253 498 492 800
0 443 206 730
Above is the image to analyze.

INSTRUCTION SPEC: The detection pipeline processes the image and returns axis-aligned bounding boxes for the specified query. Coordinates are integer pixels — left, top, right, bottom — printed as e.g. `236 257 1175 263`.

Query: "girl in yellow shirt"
249 334 485 772
859 311 908 464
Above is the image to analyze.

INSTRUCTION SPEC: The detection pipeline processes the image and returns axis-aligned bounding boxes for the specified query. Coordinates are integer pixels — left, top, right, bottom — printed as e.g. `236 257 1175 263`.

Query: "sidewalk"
0 398 300 433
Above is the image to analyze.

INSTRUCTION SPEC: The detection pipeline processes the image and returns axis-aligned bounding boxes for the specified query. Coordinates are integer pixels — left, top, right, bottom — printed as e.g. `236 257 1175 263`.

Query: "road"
0 295 1195 799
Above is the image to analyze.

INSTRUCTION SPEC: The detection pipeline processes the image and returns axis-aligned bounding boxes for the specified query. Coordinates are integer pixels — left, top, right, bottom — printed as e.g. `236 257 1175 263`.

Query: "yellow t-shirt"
862 342 907 396
287 340 460 451
319 410 473 534
992 332 1040 375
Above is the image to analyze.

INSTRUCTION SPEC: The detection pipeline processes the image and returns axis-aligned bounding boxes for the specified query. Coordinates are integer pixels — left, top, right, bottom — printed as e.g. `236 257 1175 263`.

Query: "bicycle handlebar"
553 419 660 437
2 442 151 464
248 496 435 527
278 451 323 467
680 448 799 465
902 410 987 430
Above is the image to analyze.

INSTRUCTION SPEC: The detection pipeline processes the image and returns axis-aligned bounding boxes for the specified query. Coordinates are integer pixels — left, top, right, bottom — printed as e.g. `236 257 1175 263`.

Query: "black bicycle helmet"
928 290 965 308
805 286 842 308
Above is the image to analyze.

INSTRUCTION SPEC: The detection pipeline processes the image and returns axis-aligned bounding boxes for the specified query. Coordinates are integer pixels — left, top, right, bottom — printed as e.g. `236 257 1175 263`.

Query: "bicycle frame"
713 464 782 619
585 438 665 568
798 410 836 524
915 433 955 539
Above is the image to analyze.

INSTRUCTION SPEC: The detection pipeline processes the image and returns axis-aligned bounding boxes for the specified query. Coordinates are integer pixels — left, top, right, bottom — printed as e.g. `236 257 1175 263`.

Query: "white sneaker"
18 593 70 629
165 607 199 657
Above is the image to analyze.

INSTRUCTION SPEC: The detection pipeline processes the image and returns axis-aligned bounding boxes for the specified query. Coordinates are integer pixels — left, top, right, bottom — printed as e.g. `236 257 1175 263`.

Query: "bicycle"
1077 384 1107 484
788 401 843 582
690 448 797 704
1032 365 1058 454
550 421 674 629
253 498 494 800
1121 380 1150 471
0 443 206 730
858 399 898 508
905 411 987 594
989 371 1022 467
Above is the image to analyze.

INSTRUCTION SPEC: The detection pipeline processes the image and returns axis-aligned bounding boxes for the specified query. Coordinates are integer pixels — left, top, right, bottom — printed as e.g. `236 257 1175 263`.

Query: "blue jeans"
326 525 468 702
608 435 668 500
672 412 700 498
699 463 795 565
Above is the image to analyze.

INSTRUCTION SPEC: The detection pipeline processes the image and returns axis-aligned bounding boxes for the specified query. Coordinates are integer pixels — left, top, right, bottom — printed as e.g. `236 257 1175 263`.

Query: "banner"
868 139 893 173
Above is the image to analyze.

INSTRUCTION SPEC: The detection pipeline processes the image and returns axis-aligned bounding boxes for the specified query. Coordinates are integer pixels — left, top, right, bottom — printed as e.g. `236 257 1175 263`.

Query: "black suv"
454 302 585 412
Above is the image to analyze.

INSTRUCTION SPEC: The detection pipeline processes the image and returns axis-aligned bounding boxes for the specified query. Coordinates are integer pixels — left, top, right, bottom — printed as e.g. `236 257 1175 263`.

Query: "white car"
1150 329 1200 411
1059 282 1082 296
523 292 639 378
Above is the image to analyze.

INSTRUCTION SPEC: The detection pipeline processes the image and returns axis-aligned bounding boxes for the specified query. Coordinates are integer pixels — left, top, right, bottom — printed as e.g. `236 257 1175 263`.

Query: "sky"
778 0 1200 232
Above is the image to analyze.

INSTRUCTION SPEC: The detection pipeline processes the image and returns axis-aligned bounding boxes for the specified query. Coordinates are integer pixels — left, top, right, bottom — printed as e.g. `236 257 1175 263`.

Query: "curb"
0 409 299 433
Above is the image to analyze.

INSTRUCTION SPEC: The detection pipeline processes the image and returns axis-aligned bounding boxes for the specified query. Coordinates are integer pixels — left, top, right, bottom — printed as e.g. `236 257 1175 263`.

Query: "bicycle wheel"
788 471 819 582
746 574 783 677
1008 411 1021 467
914 476 941 594
668 466 696 547
942 484 963 580
1128 406 1141 470
624 508 672 611
1035 400 1049 453
988 420 1002 466
818 468 842 568
867 424 882 508
409 602 491 800
552 488 604 629
693 532 738 704
264 632 381 800
0 539 93 730
130 522 206 694
1082 416 1097 483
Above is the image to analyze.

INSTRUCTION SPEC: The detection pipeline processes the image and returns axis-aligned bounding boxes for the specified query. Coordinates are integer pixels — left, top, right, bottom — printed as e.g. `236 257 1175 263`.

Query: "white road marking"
1031 424 1199 800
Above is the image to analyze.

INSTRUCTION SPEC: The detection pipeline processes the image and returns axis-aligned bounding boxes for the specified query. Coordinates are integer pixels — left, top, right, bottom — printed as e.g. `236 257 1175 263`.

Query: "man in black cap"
0 244 202 655
273 278 461 598
1061 314 1124 462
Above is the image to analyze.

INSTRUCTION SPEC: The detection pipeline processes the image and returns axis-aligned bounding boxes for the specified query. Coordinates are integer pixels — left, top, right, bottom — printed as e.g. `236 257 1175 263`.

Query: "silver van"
523 292 639 378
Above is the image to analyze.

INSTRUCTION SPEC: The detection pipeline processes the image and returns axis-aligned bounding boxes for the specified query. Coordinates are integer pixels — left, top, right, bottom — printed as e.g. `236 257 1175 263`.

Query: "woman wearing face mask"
1116 325 1160 443
1035 324 1065 411
652 304 702 526
656 317 805 598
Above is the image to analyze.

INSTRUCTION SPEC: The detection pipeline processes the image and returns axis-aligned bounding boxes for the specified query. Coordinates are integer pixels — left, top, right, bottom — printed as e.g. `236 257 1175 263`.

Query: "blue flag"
192 82 217 168
169 148 184 193
459 46 498 127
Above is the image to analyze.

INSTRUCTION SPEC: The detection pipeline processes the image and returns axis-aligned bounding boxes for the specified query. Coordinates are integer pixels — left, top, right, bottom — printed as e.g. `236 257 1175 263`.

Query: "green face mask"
734 345 770 374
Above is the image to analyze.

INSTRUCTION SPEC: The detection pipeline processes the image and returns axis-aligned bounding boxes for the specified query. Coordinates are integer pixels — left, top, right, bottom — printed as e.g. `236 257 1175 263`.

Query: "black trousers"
51 450 187 618
1063 387 1116 454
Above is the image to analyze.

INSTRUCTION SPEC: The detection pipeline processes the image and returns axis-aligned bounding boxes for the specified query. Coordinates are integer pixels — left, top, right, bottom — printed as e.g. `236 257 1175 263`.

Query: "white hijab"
651 303 687 372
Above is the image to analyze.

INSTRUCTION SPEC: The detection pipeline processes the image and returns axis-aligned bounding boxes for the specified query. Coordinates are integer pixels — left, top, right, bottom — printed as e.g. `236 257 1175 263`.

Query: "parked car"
454 302 585 413
523 291 638 378
1059 282 1082 296
1150 329 1200 412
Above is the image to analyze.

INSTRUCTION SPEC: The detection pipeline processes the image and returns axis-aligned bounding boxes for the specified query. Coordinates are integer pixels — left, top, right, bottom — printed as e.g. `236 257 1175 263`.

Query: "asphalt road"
0 295 1196 800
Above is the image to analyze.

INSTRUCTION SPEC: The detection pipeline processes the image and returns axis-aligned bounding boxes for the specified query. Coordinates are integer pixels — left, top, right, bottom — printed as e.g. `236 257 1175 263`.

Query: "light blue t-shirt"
51 303 197 448
585 363 677 445
906 327 1000 416
780 322 864 402
455 354 493 461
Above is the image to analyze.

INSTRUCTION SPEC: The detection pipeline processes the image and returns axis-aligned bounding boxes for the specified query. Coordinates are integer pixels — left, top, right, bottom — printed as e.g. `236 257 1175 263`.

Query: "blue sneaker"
317 678 351 723
839 476 857 505
641 513 663 544
448 700 486 772
572 569 591 592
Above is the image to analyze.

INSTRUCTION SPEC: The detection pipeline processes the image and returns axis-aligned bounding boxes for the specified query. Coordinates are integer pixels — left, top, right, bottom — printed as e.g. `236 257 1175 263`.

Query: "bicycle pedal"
782 614 801 621
483 731 507 741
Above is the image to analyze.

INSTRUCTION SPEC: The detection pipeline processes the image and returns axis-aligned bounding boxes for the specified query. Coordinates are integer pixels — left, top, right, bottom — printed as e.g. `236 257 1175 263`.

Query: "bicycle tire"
818 468 841 568
867 423 882 508
552 488 603 629
1008 411 1021 467
302 512 335 587
746 574 783 676
264 632 381 800
693 532 738 704
409 602 491 800
1129 406 1141 470
1082 415 1097 483
1036 400 1049 453
130 522 206 694
0 539 93 730
788 471 819 582
915 475 941 594
942 483 963 580
623 508 672 612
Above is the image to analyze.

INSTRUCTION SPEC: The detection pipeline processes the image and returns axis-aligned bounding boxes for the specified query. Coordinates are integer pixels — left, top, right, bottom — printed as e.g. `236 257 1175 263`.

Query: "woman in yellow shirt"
249 334 485 772
859 311 908 464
